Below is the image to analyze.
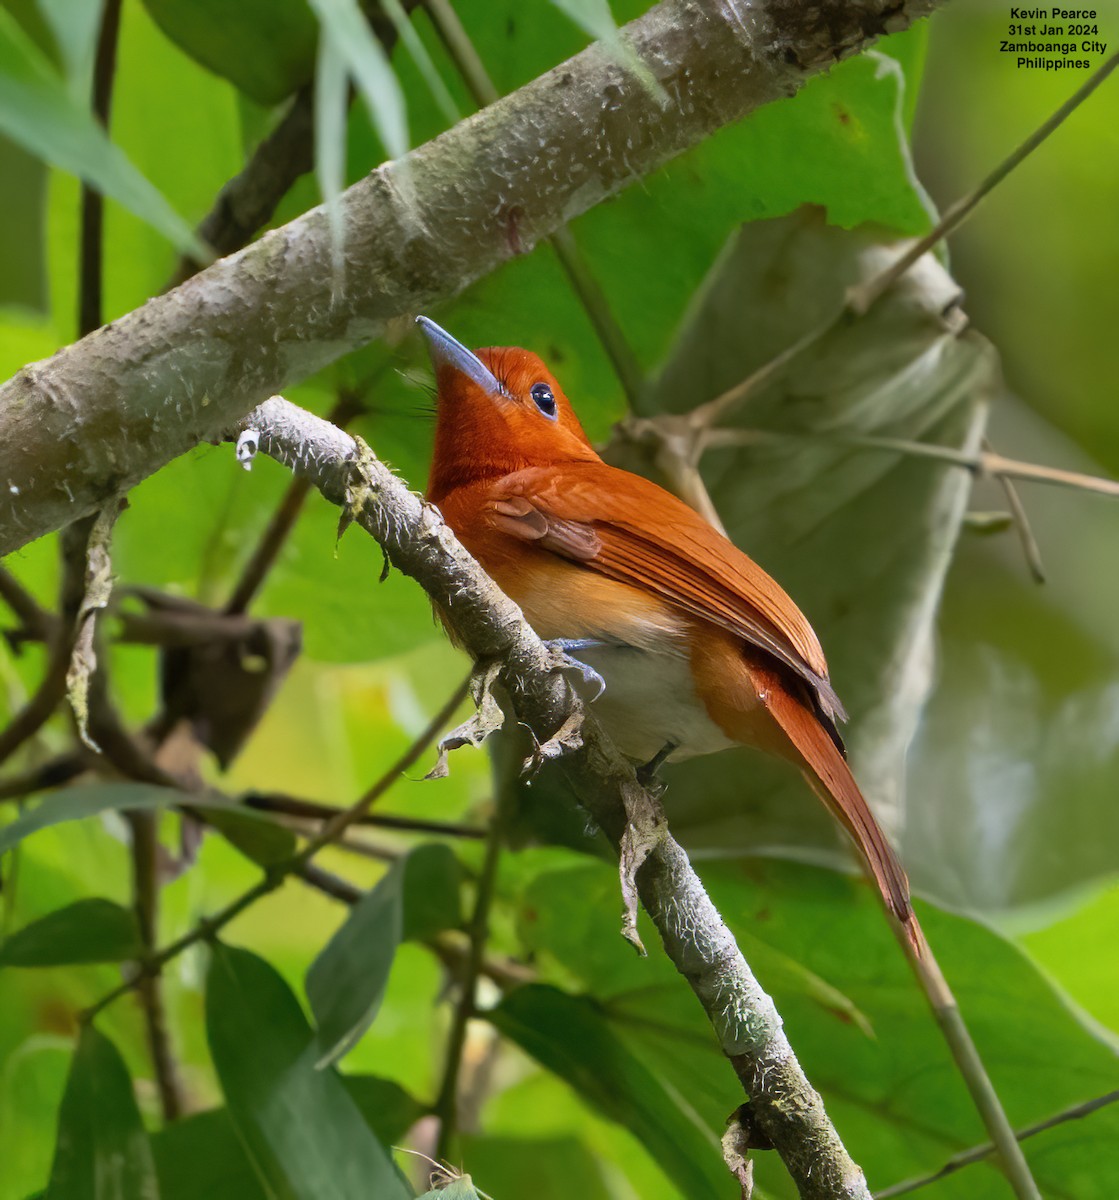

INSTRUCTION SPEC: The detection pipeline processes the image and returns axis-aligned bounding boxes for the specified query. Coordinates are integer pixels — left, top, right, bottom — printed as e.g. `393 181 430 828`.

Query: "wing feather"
483 465 848 737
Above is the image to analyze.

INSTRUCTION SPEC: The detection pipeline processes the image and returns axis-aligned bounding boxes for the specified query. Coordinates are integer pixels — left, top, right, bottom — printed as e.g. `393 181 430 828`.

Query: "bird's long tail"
758 669 915 940
755 668 1041 1195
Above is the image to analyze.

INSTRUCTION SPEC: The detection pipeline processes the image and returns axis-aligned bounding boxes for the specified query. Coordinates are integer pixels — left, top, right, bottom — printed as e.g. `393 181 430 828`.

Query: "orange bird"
417 316 911 930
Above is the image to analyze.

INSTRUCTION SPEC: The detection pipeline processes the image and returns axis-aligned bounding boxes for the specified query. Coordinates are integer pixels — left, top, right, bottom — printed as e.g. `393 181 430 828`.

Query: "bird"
416 315 912 934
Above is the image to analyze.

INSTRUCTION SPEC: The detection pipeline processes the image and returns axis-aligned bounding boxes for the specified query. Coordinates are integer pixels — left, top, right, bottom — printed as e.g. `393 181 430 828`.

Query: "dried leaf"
66 501 124 751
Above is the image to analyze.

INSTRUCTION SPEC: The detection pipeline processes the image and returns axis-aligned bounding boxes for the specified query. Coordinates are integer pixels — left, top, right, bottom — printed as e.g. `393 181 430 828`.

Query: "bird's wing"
484 465 847 736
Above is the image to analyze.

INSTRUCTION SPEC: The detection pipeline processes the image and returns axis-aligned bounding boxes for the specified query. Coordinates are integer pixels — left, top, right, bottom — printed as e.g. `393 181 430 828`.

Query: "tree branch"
232 395 874 1199
0 0 938 558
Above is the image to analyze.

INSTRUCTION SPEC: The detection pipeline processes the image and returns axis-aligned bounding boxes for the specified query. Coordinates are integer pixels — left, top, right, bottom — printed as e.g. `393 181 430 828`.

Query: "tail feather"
761 676 913 926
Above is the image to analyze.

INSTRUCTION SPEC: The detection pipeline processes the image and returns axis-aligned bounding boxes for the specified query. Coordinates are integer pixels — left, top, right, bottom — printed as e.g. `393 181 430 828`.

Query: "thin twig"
851 50 1119 314
244 791 486 839
434 796 506 1161
983 438 1045 584
703 428 1119 501
0 751 87 803
78 0 122 338
874 1089 1119 1199
81 675 470 1022
0 523 91 766
422 0 648 412
0 567 56 646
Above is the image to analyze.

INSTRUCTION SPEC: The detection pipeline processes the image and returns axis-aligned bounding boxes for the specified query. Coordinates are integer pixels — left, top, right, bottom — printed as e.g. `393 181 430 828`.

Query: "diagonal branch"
0 0 939 559
229 395 875 1199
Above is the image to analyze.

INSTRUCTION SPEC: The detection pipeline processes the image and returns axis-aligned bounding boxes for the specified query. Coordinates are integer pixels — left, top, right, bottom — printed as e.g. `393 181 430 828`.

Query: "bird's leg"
544 637 607 700
636 740 677 788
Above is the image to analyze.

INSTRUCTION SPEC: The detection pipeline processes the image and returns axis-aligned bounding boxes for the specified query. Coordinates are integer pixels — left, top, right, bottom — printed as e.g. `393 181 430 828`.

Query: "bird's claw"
545 638 607 701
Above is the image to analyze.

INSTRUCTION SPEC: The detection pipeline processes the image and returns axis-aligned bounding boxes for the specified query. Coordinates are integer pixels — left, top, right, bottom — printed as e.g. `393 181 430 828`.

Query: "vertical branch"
76 0 186 1122
78 0 123 338
433 767 510 1161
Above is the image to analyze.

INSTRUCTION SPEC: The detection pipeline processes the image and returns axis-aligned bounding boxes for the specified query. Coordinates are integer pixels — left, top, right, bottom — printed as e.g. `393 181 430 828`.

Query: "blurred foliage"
0 0 1117 1198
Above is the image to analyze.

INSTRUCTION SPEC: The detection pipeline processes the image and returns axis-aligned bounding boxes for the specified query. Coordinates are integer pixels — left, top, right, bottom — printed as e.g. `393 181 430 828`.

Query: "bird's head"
417 316 599 499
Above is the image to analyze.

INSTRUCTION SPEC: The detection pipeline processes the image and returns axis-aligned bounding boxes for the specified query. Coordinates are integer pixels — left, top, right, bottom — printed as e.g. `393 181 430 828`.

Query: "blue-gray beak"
416 316 502 396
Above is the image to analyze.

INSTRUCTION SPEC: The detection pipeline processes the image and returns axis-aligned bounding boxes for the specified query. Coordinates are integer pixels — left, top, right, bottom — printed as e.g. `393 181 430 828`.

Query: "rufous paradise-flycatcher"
418 315 910 929
415 316 1040 1196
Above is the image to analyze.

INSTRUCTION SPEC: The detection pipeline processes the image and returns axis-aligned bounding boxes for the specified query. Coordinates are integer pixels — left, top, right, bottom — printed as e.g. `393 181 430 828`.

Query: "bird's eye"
530 382 557 420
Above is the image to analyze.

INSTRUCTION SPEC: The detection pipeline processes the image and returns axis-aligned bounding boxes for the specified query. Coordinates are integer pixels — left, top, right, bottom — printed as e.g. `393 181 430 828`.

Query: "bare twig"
244 791 486 839
851 50 1119 314
78 0 122 338
82 676 470 1023
433 797 505 1161
983 438 1045 584
875 1089 1119 1199
703 428 1119 502
0 751 87 803
0 522 91 766
0 567 56 646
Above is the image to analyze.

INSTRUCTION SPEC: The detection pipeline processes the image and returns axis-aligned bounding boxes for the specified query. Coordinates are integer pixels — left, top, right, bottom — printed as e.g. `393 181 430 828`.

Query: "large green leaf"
0 899 141 967
0 8 206 260
45 1025 160 1200
306 844 462 1066
141 0 317 105
489 984 729 1198
150 1083 426 1200
602 212 994 859
152 1110 267 1200
205 942 409 1200
513 851 1119 1199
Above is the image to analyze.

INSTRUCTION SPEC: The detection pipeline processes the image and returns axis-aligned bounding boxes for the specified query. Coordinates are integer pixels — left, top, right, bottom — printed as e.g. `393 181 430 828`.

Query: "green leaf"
205 942 409 1200
306 0 407 160
305 858 405 1067
0 899 141 967
516 852 1119 1199
141 0 317 106
152 1110 267 1200
0 784 295 870
303 840 461 1065
0 135 47 310
197 806 297 867
340 1074 427 1145
489 984 728 1198
0 9 207 260
46 1025 160 1200
0 785 180 856
401 842 462 942
306 844 462 1067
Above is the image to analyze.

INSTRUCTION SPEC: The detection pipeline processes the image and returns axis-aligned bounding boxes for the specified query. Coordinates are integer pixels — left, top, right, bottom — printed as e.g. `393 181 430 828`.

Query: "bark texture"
0 0 936 556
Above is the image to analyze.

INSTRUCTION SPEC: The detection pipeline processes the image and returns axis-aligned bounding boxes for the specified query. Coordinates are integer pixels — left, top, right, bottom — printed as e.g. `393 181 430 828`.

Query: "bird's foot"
545 638 607 700
635 741 677 790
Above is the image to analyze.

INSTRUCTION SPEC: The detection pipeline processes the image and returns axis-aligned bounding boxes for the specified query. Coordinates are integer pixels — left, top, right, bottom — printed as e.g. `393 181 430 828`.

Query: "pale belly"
573 640 737 764
488 554 743 763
